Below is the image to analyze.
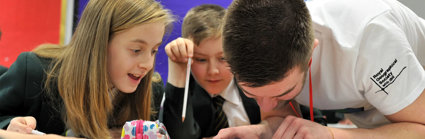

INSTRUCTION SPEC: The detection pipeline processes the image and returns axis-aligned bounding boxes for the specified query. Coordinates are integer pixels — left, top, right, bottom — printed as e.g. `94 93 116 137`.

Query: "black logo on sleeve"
370 59 407 95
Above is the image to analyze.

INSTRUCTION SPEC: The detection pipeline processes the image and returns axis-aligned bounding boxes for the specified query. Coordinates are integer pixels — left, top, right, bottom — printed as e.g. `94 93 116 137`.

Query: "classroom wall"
0 0 63 67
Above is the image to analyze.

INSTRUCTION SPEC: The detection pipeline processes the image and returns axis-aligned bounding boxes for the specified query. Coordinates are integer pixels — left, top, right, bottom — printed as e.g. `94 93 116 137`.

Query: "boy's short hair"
182 4 225 45
223 0 314 87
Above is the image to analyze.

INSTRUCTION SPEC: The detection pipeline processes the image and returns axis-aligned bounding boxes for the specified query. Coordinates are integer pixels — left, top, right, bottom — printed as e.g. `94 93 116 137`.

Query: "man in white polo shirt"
215 0 425 138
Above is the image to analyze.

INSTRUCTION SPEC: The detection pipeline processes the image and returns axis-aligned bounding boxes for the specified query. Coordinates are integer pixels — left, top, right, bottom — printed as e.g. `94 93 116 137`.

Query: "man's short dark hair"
223 0 314 87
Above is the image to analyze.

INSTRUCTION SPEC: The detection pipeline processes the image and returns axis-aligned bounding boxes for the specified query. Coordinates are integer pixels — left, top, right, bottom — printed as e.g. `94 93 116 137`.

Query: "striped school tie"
212 95 229 134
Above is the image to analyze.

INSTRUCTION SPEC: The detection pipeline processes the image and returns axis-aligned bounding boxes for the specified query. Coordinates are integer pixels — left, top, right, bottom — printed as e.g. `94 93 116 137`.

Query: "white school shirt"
212 79 251 127
295 0 425 128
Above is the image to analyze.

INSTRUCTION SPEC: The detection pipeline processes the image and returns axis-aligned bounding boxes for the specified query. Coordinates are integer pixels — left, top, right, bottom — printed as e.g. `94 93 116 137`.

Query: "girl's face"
107 22 165 93
191 36 234 95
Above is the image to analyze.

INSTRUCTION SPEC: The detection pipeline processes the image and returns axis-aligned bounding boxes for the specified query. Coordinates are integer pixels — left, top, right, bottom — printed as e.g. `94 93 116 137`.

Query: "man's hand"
213 124 272 139
272 115 332 139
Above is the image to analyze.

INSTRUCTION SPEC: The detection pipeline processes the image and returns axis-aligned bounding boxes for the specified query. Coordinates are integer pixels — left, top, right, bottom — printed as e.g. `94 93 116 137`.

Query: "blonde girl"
0 0 173 138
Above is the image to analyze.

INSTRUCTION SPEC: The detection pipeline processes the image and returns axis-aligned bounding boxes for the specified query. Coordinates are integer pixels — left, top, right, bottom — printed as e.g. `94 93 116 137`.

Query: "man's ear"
313 38 319 49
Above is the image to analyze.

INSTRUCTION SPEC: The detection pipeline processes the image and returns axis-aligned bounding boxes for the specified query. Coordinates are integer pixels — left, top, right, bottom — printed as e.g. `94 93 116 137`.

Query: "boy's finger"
184 39 194 57
164 43 175 61
170 41 182 60
177 43 188 60
175 38 186 58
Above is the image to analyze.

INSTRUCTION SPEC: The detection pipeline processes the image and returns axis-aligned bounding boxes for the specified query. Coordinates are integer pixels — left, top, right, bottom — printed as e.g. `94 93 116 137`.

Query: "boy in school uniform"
162 4 261 139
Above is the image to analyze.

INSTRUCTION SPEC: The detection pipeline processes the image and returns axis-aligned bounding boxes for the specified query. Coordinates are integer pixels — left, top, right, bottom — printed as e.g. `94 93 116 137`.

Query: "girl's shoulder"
14 52 52 76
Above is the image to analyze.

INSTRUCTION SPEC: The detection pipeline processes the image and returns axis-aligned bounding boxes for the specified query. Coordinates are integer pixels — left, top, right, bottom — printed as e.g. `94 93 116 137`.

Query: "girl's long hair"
33 0 173 138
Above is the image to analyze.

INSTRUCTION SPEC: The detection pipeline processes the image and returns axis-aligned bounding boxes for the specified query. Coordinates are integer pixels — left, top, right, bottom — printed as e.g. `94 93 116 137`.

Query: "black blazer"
0 52 165 134
0 65 7 75
163 75 261 139
0 52 65 134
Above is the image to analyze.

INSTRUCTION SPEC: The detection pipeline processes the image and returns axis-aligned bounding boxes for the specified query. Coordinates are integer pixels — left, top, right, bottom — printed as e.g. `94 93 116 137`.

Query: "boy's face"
238 66 306 112
107 22 165 93
191 36 234 95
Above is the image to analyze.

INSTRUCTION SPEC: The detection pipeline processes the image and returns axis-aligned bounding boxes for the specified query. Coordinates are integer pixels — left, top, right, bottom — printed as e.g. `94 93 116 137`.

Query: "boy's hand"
165 37 194 63
165 37 195 87
7 116 37 134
